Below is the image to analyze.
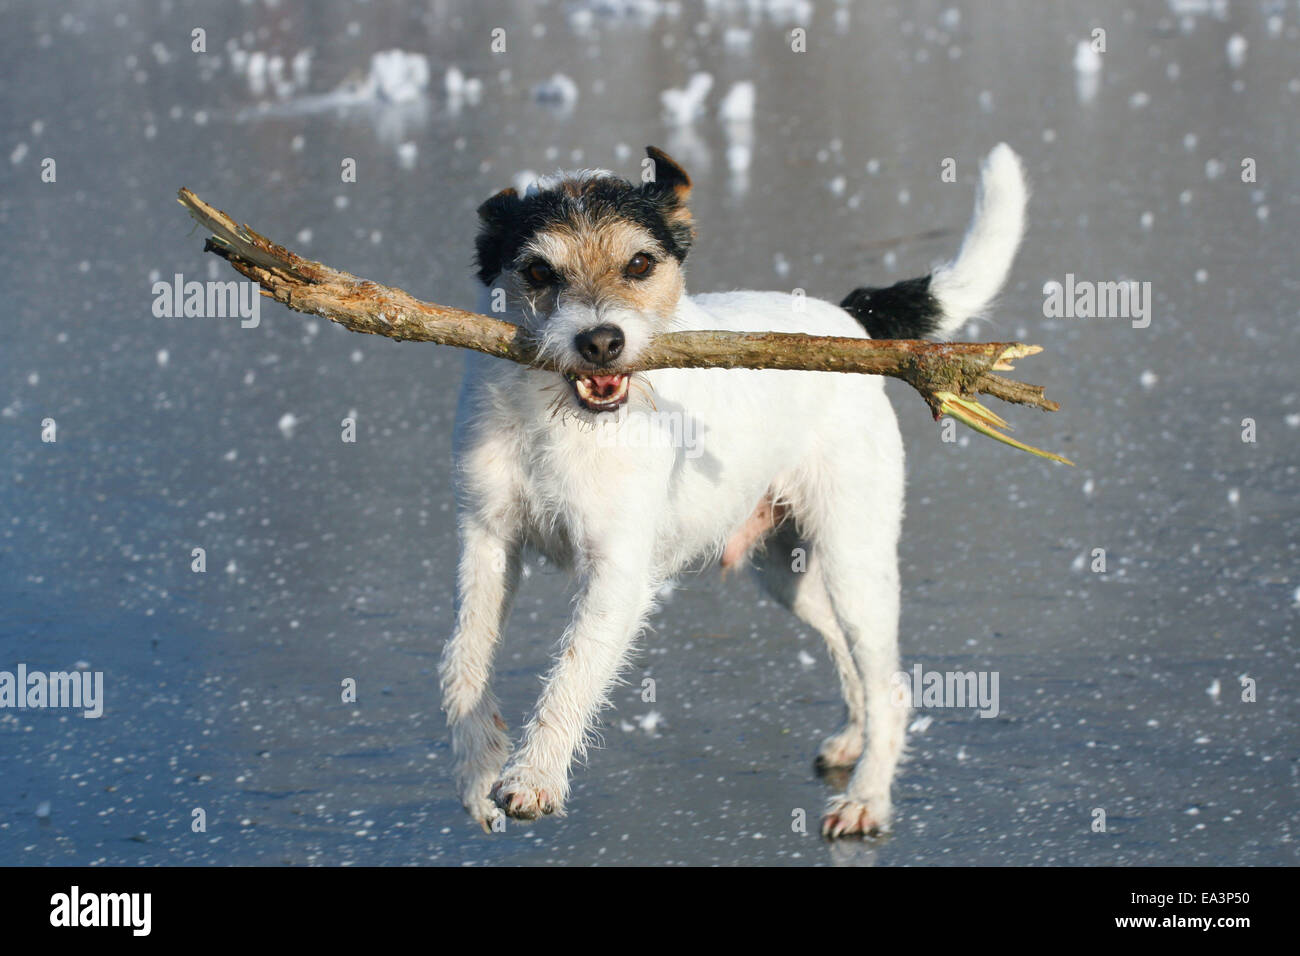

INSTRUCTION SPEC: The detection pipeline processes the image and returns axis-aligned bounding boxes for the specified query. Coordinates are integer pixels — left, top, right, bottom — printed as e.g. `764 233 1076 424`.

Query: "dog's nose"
574 325 625 366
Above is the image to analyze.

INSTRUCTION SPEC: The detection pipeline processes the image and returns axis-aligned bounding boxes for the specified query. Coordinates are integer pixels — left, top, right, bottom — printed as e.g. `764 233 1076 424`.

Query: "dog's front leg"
439 519 521 831
492 547 657 820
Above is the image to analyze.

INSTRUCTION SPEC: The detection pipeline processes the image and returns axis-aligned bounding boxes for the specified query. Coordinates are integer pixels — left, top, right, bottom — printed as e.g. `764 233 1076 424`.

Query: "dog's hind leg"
802 434 909 838
818 530 907 837
750 523 867 771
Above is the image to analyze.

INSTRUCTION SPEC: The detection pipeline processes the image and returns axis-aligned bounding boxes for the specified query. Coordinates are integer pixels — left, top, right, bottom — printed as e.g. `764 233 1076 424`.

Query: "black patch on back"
840 275 942 339
473 175 693 286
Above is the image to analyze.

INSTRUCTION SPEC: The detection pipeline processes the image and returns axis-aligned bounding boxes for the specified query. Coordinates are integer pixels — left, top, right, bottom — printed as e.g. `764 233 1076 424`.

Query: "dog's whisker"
629 379 657 412
546 391 566 420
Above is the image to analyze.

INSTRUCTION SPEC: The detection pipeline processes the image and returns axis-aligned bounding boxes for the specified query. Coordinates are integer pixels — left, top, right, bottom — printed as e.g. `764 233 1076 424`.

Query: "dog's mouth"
564 372 630 412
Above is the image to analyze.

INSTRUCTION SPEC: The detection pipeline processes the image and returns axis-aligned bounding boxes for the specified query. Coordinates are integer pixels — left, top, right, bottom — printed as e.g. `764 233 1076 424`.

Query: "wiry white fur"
928 142 1028 336
441 294 908 834
439 147 1027 835
522 168 615 197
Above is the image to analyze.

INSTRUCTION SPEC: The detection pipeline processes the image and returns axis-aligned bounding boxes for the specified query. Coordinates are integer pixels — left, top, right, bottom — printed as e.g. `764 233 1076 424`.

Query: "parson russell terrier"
439 144 1028 836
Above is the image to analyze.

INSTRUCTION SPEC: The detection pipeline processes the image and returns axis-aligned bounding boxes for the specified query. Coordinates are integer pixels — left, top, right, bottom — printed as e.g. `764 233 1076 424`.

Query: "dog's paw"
490 769 563 821
463 792 506 833
821 794 890 839
814 727 864 772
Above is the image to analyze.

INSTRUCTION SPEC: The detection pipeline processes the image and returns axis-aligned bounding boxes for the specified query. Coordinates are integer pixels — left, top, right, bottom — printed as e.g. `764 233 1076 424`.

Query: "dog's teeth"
569 373 629 409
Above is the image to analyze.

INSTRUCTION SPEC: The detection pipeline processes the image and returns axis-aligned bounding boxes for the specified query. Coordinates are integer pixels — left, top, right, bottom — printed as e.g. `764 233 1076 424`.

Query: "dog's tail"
840 143 1028 340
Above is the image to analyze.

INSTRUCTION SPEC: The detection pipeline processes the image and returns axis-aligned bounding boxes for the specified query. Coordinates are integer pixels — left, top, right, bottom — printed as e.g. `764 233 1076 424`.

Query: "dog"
439 143 1028 836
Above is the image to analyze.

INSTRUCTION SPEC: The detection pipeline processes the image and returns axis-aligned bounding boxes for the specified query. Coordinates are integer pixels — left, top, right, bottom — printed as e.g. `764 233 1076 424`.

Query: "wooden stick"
178 187 1071 464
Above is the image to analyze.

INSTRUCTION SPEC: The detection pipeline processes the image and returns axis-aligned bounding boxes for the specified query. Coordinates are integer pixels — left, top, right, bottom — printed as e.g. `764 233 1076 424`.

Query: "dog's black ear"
474 187 523 285
642 146 692 203
640 146 695 259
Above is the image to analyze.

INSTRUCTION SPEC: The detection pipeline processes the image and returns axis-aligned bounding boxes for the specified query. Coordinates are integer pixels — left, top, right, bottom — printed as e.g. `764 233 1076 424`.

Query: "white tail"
928 143 1029 337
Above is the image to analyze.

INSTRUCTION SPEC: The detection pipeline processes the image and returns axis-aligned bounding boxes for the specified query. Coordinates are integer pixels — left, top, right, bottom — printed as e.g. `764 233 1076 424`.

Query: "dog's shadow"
644 395 727 487
826 838 882 867
813 762 852 792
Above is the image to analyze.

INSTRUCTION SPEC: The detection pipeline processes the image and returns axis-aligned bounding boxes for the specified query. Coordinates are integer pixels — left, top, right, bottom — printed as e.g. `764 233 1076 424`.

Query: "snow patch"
717 81 755 123
369 50 430 104
661 72 713 125
533 73 579 110
1073 40 1102 74
1226 33 1247 69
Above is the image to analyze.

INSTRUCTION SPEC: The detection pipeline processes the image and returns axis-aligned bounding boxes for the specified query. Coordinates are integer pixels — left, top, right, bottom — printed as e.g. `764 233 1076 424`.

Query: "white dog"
439 144 1028 836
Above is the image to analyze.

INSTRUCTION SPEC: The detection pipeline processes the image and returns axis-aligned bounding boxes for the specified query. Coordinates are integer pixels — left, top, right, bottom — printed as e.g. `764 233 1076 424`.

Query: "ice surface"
1 0 1296 869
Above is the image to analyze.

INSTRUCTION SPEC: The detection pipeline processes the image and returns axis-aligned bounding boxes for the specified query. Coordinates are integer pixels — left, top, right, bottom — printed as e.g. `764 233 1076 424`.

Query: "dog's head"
474 146 694 412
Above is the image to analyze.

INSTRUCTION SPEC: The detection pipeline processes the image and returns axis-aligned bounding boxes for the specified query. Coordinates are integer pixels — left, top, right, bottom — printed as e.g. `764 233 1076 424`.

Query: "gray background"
0 0 1296 865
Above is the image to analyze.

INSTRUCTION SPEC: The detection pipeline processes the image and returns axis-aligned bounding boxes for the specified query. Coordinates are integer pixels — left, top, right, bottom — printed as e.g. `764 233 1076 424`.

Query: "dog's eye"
524 260 556 286
625 253 655 279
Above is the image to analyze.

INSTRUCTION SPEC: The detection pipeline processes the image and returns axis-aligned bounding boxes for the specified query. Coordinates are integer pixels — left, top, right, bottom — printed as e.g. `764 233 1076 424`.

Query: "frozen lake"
1 0 1296 866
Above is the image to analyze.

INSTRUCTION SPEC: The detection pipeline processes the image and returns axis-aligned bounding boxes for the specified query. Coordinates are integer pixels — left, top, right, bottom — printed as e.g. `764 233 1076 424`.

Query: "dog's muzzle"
567 325 630 412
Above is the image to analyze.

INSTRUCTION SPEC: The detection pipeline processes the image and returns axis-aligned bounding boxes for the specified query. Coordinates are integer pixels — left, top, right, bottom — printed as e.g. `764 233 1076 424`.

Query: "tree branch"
178 187 1071 464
